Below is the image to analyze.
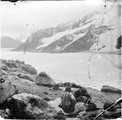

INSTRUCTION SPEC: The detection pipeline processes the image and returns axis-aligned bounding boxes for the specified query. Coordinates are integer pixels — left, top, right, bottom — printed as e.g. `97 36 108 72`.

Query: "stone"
0 81 16 105
53 84 60 91
6 61 18 69
1 59 7 64
60 82 81 88
17 73 36 82
101 85 121 94
7 93 56 119
0 110 9 119
0 77 5 84
1 64 10 71
74 102 85 114
36 72 55 86
8 60 14 63
15 59 25 64
21 65 37 75
48 97 62 113
103 109 121 119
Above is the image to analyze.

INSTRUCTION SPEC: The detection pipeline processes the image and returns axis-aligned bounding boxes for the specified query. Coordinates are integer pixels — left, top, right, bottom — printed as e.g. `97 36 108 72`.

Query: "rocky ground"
0 59 121 119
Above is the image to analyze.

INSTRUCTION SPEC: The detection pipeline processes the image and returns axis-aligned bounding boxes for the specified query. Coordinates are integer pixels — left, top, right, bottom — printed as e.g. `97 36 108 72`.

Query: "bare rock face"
101 85 121 94
0 81 16 105
7 93 56 119
36 72 55 86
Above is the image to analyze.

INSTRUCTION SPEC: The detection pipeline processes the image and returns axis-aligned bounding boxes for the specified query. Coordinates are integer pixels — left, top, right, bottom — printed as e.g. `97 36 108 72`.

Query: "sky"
0 0 105 41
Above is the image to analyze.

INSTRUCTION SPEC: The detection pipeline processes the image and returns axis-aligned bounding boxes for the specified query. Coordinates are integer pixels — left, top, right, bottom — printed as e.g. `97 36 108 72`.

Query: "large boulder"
1 64 10 71
101 85 121 94
7 93 56 119
36 72 55 86
0 81 16 105
21 65 37 75
15 59 25 64
6 61 18 69
0 59 7 64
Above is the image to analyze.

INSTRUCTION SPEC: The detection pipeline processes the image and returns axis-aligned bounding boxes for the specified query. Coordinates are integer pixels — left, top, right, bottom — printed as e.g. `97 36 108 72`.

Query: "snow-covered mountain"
16 5 121 53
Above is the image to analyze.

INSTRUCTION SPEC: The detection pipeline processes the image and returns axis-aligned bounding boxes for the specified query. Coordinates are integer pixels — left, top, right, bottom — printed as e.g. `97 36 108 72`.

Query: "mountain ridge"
15 5 121 53
1 36 22 48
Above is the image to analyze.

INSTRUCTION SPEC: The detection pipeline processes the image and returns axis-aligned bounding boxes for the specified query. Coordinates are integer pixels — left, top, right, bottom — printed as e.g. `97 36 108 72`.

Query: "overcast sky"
0 0 105 41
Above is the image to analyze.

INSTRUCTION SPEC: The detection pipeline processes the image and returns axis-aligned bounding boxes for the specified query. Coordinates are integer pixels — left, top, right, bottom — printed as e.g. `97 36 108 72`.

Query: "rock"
53 84 60 91
48 97 62 113
1 59 7 64
0 81 16 105
7 93 56 119
44 98 50 101
103 102 121 112
21 65 37 75
101 85 121 94
104 109 121 119
8 60 14 63
59 82 81 88
6 61 18 69
86 87 121 109
74 102 85 114
17 73 36 82
1 64 10 71
0 110 9 119
36 72 55 86
15 59 25 64
57 82 64 87
11 68 27 74
0 77 5 83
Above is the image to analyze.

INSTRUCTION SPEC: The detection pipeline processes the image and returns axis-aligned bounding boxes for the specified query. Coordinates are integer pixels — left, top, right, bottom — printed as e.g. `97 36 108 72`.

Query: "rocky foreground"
0 59 121 119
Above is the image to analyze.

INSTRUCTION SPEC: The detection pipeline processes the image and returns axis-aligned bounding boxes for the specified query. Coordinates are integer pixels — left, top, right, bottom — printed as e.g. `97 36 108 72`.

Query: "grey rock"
0 81 16 105
101 85 121 94
36 72 55 86
7 93 56 119
21 65 37 75
17 73 36 82
6 61 18 69
15 59 25 64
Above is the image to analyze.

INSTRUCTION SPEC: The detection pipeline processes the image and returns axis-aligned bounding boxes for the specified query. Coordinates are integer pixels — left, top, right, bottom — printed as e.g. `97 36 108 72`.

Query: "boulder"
0 81 16 105
48 97 62 113
21 65 37 75
101 85 121 94
8 60 14 63
59 82 81 88
103 109 121 119
7 93 56 119
1 59 7 64
6 61 18 69
0 110 9 119
15 59 25 64
11 68 27 74
17 73 36 82
1 64 10 71
74 102 85 114
36 72 55 86
53 84 60 91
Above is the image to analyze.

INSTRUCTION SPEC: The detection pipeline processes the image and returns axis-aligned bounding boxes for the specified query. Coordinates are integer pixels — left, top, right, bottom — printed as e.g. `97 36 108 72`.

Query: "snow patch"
36 25 90 49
